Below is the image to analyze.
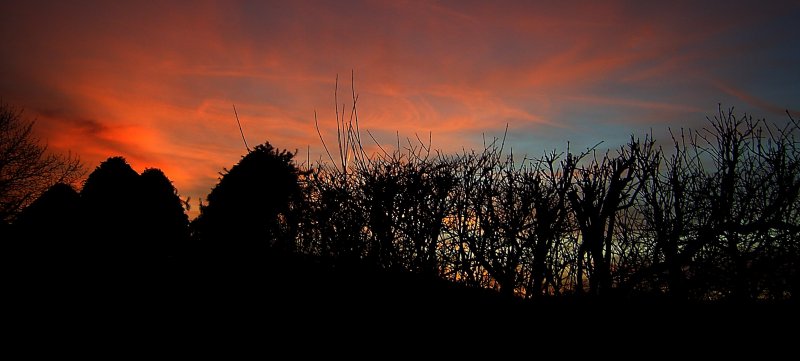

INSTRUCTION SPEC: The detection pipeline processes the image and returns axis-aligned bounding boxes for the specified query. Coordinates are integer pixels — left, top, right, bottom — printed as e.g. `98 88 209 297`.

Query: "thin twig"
232 104 250 152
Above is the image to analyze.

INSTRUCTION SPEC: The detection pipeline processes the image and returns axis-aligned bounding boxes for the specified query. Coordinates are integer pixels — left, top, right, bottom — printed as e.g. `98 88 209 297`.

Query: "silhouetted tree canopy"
296 104 799 302
14 183 80 258
80 156 143 260
16 183 79 229
80 156 189 262
0 102 84 224
8 100 797 304
192 142 303 255
140 168 190 258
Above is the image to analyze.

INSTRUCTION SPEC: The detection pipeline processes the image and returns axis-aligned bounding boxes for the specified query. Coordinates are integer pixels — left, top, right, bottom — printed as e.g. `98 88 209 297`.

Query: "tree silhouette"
358 148 455 274
0 102 84 224
79 157 191 266
297 93 800 302
524 150 579 297
18 100 790 304
80 156 143 261
567 138 654 296
300 170 368 263
459 146 537 297
686 109 800 300
14 183 80 261
192 142 303 256
139 168 190 259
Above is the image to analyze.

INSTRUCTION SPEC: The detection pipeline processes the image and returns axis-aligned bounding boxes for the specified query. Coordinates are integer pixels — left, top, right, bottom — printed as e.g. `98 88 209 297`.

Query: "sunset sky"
1 0 798 218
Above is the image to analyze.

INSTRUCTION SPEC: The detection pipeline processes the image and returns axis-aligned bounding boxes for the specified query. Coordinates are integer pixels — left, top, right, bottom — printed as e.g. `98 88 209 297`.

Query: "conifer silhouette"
192 142 303 256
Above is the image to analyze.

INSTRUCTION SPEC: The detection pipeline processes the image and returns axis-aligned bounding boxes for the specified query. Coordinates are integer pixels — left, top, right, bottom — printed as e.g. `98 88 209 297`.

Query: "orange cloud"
1 0 796 219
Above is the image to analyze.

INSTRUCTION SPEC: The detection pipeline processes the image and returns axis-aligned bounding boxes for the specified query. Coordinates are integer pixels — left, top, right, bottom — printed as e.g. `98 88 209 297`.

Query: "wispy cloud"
1 0 797 218
713 80 799 118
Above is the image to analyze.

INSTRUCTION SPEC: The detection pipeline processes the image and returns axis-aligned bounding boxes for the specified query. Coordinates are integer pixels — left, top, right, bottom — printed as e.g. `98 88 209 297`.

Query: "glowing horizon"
1 0 797 218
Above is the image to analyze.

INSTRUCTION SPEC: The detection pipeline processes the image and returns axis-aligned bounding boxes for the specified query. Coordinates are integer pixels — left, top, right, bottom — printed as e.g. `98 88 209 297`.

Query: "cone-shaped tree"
80 157 191 263
192 142 303 256
80 156 143 261
14 183 80 259
139 168 190 258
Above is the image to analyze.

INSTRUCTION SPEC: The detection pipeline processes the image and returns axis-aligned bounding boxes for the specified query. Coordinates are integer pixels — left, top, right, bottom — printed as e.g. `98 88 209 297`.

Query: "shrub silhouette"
0 102 84 224
300 100 799 301
19 100 795 303
80 156 142 261
139 168 190 259
80 157 190 264
14 183 80 261
192 142 303 256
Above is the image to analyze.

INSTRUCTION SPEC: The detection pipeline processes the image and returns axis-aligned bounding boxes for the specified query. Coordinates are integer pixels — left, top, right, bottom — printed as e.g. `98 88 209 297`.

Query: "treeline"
294 106 799 301
11 157 189 267
7 106 799 302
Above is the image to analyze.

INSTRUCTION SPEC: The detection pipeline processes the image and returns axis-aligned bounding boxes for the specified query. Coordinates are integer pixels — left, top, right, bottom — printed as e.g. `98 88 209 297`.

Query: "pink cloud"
713 80 799 118
1 0 796 219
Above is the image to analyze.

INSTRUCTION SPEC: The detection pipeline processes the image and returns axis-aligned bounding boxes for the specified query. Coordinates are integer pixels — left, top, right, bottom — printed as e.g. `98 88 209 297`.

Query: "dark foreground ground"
7 250 797 352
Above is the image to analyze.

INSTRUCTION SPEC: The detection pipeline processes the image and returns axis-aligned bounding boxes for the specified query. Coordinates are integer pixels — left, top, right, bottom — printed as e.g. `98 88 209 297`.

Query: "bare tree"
523 149 580 297
568 137 654 295
629 129 697 298
0 103 84 224
466 144 533 297
300 77 797 301
628 108 800 301
687 108 800 300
